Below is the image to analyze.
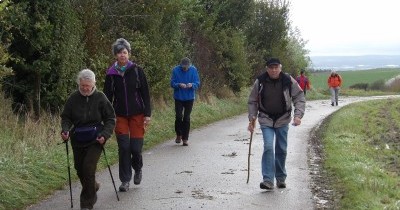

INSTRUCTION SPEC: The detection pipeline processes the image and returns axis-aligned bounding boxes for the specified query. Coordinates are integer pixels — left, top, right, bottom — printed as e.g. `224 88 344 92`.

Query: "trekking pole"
102 147 120 201
58 139 73 208
66 141 73 208
58 136 73 208
247 119 256 184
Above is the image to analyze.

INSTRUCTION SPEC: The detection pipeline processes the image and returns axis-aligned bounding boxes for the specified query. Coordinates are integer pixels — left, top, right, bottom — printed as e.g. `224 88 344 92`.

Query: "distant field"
309 68 400 89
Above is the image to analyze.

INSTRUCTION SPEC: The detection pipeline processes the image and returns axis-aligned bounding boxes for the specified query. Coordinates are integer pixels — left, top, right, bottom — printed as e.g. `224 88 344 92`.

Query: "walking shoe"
336 102 338 106
276 180 286 188
119 182 129 192
331 102 334 106
182 140 188 146
175 135 182 144
134 170 142 185
260 181 274 190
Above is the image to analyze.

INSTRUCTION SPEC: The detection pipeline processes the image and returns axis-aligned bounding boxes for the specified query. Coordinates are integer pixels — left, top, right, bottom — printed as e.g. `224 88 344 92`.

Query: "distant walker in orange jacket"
296 69 311 96
327 70 342 106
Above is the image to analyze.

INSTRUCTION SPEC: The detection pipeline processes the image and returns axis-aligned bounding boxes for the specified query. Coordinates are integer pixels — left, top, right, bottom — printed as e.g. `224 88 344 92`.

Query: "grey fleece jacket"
248 72 305 128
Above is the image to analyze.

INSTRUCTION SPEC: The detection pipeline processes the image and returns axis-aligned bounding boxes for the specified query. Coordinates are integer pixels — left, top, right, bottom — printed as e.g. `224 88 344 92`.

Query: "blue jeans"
330 87 340 104
260 125 288 183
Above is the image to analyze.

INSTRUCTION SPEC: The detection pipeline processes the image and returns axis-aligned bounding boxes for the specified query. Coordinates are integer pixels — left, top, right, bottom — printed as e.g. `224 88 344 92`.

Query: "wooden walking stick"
247 119 256 184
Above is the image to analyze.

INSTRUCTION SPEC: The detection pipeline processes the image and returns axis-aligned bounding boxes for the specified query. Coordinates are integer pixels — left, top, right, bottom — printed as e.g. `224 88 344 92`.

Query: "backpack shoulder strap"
135 65 141 88
111 75 115 94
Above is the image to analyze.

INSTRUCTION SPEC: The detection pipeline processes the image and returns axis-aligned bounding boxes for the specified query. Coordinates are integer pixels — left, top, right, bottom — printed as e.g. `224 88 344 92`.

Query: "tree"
182 0 253 95
98 0 186 98
1 0 312 114
204 0 254 30
0 0 84 118
283 27 311 75
0 37 12 80
244 0 310 77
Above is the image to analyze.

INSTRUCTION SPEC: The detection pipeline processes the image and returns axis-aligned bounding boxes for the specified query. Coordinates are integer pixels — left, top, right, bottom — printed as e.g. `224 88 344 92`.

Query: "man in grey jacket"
248 58 305 190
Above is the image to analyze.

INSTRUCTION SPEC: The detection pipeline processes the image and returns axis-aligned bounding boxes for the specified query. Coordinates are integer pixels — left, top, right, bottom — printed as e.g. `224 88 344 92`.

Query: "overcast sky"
289 0 400 56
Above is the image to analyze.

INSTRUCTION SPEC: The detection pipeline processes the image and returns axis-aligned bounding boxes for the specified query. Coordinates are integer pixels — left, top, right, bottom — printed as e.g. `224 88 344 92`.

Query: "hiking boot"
331 102 334 106
276 180 286 188
175 136 182 144
260 181 274 190
336 102 338 106
119 182 129 192
95 182 100 192
134 170 142 185
182 140 188 146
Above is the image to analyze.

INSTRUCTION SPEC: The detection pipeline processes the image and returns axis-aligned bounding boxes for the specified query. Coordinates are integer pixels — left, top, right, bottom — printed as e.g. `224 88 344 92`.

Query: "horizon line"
310 54 400 57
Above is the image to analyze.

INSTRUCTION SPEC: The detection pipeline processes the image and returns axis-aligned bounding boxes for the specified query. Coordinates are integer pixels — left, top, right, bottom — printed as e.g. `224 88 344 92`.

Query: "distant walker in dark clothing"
170 57 200 146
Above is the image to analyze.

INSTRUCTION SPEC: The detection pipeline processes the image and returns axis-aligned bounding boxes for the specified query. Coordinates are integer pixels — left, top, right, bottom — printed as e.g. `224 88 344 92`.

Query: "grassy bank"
0 91 248 210
316 99 400 209
310 68 400 89
304 68 400 101
300 87 396 101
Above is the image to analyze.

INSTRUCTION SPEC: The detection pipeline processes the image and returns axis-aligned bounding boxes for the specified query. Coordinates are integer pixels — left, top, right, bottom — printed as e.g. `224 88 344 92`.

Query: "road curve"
28 95 398 210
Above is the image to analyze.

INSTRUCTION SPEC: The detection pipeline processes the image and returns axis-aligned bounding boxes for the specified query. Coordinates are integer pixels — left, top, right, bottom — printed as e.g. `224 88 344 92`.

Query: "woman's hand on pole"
97 136 106 145
61 131 69 141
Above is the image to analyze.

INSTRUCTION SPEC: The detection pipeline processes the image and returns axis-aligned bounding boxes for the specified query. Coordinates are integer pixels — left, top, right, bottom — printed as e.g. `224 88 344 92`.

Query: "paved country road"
28 96 398 210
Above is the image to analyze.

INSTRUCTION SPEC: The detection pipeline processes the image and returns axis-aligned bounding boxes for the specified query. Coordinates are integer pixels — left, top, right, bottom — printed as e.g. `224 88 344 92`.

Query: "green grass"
303 68 400 100
310 68 400 89
0 90 248 210
320 99 400 209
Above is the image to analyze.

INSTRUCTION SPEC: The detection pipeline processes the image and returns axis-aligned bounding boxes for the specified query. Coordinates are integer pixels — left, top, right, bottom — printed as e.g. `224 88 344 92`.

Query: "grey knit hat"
112 38 131 55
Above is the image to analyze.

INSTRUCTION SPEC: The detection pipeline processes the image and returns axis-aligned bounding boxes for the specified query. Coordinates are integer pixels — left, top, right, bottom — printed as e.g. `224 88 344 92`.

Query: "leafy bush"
349 83 369 91
370 79 385 91
385 78 400 92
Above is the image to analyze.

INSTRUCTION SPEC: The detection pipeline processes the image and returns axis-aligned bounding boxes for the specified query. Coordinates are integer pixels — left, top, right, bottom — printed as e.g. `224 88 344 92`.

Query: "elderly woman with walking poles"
248 58 305 190
61 69 116 210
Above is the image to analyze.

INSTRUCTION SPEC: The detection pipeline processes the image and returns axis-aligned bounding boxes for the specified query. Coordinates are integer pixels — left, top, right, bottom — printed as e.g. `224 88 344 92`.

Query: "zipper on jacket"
84 96 89 121
123 77 129 115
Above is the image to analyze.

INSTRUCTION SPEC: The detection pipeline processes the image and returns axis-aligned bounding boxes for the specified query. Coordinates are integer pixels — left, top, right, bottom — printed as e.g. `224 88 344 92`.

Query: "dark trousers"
174 99 194 140
72 142 102 209
117 134 143 182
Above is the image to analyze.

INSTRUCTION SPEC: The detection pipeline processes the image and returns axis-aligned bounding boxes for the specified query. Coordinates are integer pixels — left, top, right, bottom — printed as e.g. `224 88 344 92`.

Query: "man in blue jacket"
170 57 200 146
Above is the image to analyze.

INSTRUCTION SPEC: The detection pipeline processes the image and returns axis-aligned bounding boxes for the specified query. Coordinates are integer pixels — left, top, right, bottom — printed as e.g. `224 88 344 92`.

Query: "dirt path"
28 96 398 210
